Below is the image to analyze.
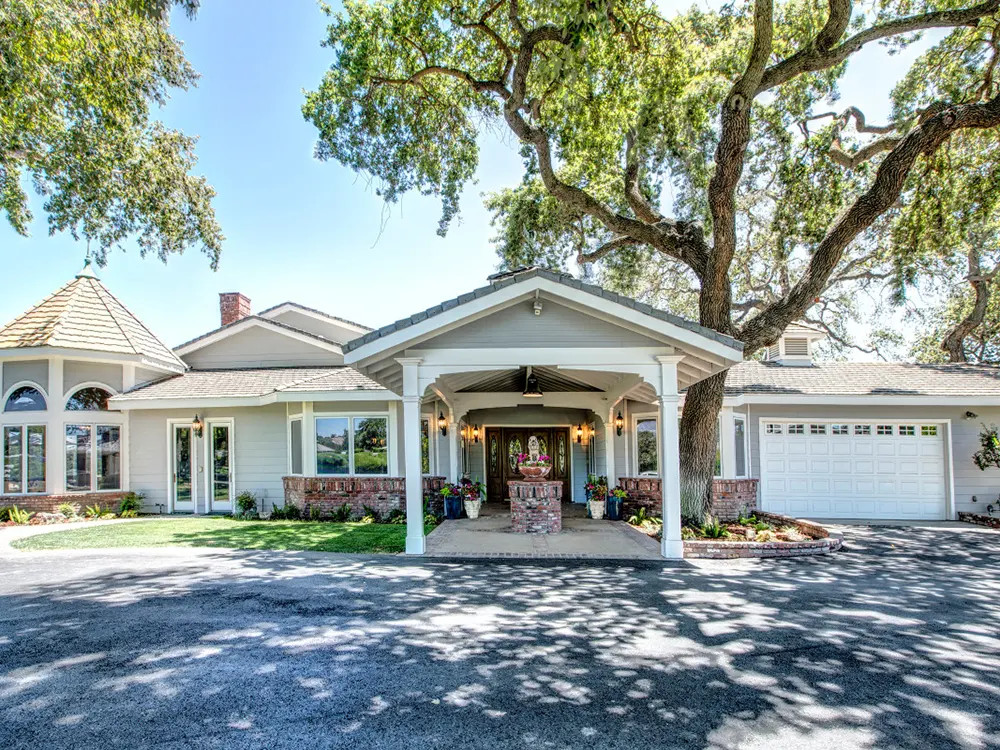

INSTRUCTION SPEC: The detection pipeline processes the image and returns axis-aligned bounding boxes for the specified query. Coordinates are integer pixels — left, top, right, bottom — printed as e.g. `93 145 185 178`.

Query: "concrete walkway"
425 502 663 559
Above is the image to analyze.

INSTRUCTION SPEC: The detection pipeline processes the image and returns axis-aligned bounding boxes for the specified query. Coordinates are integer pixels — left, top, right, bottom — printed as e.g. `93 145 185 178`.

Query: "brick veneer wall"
958 511 1000 530
615 477 759 521
282 476 446 520
0 492 127 514
508 480 563 533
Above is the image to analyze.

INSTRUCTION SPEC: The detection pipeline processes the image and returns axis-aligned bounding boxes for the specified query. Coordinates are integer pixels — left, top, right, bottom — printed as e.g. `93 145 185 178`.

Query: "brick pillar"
219 292 251 326
508 480 563 533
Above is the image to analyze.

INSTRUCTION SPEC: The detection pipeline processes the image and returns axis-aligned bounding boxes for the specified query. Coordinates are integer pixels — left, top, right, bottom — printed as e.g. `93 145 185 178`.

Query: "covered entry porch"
342 269 744 559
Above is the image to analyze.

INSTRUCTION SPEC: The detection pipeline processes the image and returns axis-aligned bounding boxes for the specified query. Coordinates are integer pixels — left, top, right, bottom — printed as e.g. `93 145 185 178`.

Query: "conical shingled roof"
0 262 185 372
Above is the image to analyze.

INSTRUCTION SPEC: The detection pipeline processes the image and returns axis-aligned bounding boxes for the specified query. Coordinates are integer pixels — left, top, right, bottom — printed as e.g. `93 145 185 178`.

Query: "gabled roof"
725 360 1000 398
344 267 742 354
173 315 344 356
109 366 388 409
257 301 372 333
0 262 185 372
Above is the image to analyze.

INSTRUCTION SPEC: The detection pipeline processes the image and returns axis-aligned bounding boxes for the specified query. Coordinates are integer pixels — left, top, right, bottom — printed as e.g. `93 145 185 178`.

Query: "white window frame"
314 412 391 477
64 422 124 494
1 422 47 496
733 415 748 478
632 414 723 478
2 381 49 414
287 416 304 475
420 416 436 476
64 382 118 412
204 418 235 512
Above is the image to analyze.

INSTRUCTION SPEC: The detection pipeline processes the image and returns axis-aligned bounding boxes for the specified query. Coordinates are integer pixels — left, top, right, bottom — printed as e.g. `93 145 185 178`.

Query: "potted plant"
440 483 464 519
517 452 552 480
584 475 608 518
588 482 608 520
462 478 486 519
606 486 628 521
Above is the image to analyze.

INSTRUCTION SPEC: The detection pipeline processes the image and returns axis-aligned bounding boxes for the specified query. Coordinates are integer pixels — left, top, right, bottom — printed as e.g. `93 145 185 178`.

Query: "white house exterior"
3 264 1000 558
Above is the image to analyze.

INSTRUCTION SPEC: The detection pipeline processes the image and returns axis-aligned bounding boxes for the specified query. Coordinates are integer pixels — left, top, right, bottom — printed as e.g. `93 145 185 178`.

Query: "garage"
759 419 948 520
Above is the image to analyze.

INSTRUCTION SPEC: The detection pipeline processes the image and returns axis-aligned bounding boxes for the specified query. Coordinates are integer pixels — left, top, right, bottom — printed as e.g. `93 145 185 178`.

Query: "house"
2 262 1000 558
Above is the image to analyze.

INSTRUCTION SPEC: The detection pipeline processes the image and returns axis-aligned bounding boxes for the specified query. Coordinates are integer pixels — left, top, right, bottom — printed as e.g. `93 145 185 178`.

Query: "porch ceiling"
455 366 602 393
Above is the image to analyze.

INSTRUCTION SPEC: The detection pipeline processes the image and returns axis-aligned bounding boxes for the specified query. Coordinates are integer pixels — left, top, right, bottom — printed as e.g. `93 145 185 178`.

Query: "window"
65 424 121 492
734 417 747 477
899 425 916 436
877 425 893 436
765 423 783 434
832 424 849 435
4 386 46 412
636 418 658 475
854 424 872 436
421 418 431 474
316 416 389 476
810 424 827 435
66 386 113 411
289 418 303 475
209 424 231 505
788 424 805 435
3 425 45 494
921 425 938 437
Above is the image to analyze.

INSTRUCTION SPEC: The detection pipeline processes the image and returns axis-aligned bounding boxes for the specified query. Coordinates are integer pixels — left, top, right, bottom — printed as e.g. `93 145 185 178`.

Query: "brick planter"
508 480 562 534
0 492 127 515
958 511 1000 530
682 510 839 559
615 477 758 521
282 476 445 520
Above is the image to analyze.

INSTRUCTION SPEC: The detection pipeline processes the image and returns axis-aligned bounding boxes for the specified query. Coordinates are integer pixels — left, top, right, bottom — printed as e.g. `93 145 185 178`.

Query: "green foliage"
701 518 730 539
628 506 651 526
236 491 258 515
84 503 105 519
57 502 80 518
360 504 381 524
385 508 406 525
0 0 221 265
119 492 143 516
331 503 353 522
0 507 11 522
269 504 286 521
8 505 31 525
309 505 321 521
973 425 1000 471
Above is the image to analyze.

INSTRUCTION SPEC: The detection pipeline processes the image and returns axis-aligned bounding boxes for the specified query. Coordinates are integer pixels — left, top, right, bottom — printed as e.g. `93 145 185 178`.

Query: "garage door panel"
760 420 946 520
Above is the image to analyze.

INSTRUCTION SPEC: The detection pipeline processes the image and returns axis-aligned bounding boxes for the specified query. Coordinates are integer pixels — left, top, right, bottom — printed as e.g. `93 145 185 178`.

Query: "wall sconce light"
965 411 979 420
589 425 596 440
575 425 584 444
438 411 448 436
615 411 624 436
192 414 204 438
472 424 481 443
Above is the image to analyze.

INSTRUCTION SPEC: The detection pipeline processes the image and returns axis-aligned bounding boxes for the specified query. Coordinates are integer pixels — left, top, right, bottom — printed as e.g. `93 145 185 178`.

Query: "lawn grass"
11 517 435 554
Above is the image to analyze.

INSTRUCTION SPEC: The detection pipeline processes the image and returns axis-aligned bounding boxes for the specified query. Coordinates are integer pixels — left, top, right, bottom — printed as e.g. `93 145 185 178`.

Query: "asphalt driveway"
0 525 998 749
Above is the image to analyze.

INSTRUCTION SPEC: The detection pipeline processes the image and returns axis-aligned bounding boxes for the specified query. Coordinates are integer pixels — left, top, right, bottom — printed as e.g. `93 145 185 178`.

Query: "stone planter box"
683 510 841 559
958 511 1000 530
509 480 562 534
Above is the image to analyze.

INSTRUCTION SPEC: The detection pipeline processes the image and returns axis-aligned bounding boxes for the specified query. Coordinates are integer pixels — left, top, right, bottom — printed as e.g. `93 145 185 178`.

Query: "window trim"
204 417 235 512
287 416 304 476
420 416 435 476
632 414 723 478
64 382 118 412
1 422 47 496
733 415 748 478
314 411 391 477
64 422 124 494
3 382 48 413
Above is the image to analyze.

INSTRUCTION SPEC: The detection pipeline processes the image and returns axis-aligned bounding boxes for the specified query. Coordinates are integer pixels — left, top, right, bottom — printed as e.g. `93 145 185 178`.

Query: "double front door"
484 427 571 503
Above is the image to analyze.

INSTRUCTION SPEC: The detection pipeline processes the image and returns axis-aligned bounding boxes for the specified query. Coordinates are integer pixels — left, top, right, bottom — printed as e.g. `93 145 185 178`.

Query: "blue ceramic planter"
606 497 623 521
444 496 463 520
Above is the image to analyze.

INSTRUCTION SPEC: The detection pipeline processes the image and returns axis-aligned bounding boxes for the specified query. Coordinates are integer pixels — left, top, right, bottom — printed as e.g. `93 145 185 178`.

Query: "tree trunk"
678 370 727 522
942 246 992 362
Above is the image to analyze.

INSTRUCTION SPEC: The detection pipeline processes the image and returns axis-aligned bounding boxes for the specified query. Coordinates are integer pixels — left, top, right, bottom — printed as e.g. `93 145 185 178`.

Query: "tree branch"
740 93 1000 351
942 246 996 361
577 235 639 264
624 128 663 224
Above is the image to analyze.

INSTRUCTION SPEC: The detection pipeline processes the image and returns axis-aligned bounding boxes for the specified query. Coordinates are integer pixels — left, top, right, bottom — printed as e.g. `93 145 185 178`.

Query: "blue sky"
0 1 935 349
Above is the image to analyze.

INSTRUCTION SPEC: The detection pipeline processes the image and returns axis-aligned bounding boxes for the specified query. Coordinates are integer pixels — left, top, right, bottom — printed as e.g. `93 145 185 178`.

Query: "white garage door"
759 420 947 520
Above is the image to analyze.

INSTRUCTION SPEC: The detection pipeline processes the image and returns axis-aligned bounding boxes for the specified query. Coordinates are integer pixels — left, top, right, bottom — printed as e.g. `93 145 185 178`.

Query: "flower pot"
463 498 482 519
589 499 606 520
444 496 463 520
518 465 551 480
606 496 623 521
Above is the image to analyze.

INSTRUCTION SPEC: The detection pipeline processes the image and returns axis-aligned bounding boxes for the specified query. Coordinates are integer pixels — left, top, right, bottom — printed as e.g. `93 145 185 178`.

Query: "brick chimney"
219 292 251 327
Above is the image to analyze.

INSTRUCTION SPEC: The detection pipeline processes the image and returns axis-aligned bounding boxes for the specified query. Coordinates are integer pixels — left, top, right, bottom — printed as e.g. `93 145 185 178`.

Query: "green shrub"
309 505 321 521
282 503 301 521
385 508 406 525
752 521 773 532
701 518 730 539
84 503 104 519
57 502 80 518
0 507 11 522
236 491 258 516
118 492 143 516
360 504 381 524
331 503 352 522
8 505 31 525
269 504 286 520
628 507 651 526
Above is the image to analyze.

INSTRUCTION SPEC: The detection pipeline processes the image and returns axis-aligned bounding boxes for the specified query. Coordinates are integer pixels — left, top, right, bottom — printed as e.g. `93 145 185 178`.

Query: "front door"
485 427 571 503
171 424 195 513
207 421 233 512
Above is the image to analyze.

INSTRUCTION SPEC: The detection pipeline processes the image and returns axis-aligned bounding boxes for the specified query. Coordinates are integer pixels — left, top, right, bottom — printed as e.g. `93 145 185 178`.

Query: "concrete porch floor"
424 501 663 559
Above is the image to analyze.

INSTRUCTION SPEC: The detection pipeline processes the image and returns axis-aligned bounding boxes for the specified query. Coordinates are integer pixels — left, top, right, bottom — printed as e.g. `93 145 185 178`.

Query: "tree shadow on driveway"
0 526 998 749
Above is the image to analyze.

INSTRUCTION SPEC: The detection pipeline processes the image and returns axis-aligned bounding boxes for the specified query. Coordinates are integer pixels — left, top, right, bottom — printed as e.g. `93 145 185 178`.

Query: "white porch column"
719 406 736 479
605 406 618 485
48 357 66 495
656 356 683 559
399 358 425 555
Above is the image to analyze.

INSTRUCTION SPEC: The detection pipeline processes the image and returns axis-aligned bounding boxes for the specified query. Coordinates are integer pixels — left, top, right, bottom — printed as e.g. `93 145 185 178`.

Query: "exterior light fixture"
589 425 596 440
472 425 481 443
438 411 448 436
965 411 979 420
615 411 624 436
192 414 204 438
522 366 543 398
575 425 584 444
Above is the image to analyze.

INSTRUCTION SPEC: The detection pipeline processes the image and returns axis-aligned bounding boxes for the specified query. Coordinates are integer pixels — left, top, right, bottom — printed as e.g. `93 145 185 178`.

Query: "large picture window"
316 416 389 476
66 424 121 492
3 425 46 494
634 416 723 477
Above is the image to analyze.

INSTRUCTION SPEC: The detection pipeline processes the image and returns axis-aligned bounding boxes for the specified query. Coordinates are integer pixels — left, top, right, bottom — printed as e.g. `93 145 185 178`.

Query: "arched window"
4 386 46 412
66 386 113 411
